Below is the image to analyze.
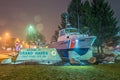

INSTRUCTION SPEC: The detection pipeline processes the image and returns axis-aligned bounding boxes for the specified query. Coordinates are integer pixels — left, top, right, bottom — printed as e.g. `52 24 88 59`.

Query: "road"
0 51 16 62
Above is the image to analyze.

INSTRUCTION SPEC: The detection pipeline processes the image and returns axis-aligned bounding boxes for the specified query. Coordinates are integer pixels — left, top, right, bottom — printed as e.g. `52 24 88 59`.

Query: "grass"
0 64 120 80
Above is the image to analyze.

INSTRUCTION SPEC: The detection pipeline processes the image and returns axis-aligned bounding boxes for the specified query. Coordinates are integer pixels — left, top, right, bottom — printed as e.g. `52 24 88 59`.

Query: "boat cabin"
59 28 79 37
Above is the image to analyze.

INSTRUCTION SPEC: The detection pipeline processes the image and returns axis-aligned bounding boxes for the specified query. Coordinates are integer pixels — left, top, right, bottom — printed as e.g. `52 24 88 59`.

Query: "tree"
35 32 46 46
51 13 67 43
82 0 91 25
67 0 91 34
80 0 92 34
90 0 119 53
25 24 46 47
67 0 83 30
51 28 59 43
52 0 119 54
60 12 68 29
25 24 37 46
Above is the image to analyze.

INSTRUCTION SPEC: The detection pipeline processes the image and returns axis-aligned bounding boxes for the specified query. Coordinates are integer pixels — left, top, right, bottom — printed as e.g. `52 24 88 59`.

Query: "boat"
1 14 96 65
48 18 96 65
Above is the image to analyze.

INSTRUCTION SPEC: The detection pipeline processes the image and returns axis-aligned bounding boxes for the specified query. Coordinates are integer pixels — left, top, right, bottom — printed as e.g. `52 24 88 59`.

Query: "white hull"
49 36 96 49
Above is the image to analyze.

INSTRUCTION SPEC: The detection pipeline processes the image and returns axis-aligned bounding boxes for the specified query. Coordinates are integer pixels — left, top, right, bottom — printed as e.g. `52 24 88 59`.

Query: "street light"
5 33 9 36
0 37 2 40
0 37 2 48
4 32 10 49
4 32 10 40
15 38 20 42
5 32 10 40
25 24 37 48
27 25 36 35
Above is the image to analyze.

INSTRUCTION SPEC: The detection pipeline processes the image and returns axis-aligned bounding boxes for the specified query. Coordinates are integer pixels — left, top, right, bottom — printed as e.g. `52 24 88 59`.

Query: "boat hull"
57 48 89 58
48 36 96 65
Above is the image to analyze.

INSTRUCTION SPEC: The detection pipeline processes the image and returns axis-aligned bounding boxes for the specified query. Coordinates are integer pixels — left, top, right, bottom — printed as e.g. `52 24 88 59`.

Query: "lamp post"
0 37 2 40
26 24 36 48
4 32 10 50
0 37 2 49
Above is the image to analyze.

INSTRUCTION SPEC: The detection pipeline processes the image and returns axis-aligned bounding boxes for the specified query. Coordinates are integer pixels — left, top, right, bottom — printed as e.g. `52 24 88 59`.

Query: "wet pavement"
0 51 16 62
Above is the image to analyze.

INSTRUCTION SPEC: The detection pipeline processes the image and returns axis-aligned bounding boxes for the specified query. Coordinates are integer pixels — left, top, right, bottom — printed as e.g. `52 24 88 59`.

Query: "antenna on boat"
77 0 80 32
65 13 71 28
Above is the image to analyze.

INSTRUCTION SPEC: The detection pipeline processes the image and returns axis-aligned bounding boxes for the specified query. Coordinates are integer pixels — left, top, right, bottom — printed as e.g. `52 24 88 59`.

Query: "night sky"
0 0 119 43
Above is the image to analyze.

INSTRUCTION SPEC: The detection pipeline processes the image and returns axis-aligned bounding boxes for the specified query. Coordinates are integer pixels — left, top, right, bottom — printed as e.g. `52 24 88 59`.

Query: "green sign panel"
2 48 62 64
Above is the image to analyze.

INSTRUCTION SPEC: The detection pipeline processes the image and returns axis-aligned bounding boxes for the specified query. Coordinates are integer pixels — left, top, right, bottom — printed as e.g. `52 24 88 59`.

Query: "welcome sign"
13 48 62 64
19 50 48 59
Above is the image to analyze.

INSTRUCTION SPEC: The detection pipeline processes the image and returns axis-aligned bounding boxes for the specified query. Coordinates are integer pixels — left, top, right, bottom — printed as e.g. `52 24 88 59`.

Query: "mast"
65 14 68 27
65 14 71 28
77 0 80 32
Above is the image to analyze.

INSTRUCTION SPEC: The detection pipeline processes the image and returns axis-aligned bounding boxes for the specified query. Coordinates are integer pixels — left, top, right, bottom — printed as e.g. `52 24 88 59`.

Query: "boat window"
59 30 65 36
65 28 78 33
